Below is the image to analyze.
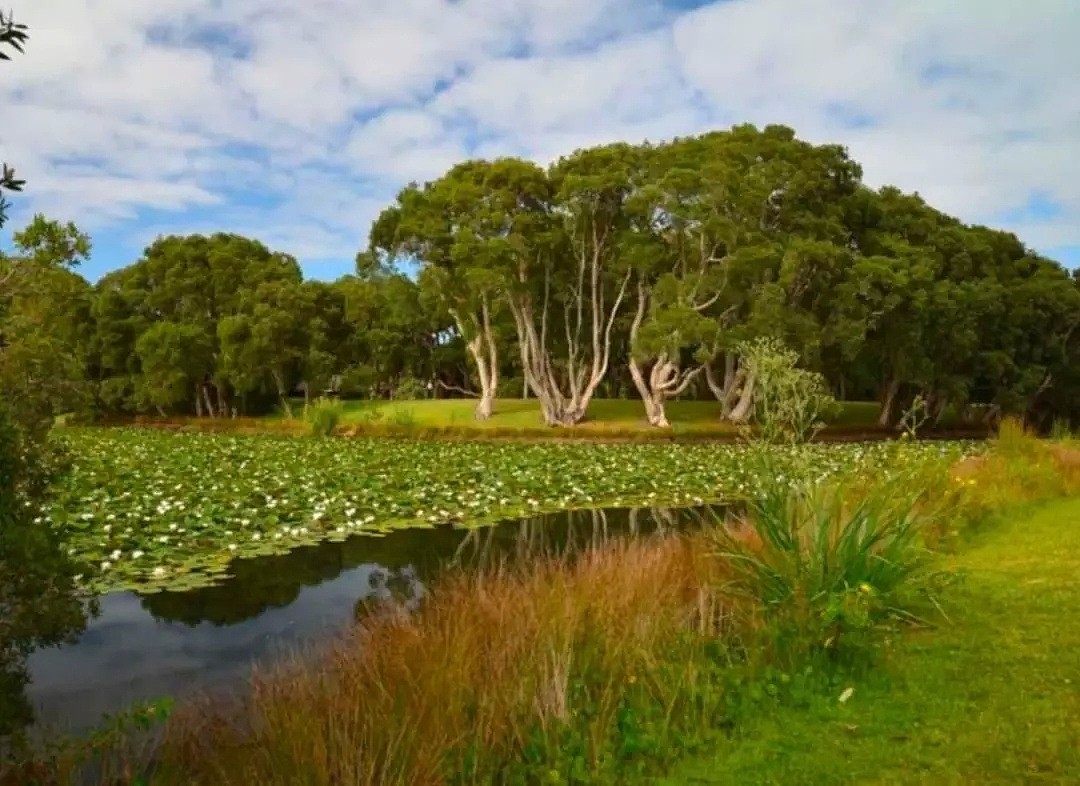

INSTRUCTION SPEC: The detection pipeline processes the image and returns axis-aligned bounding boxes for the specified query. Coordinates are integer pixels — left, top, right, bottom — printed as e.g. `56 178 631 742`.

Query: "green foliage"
0 11 29 227
0 403 89 742
5 123 1080 430
305 397 343 437
739 337 837 444
714 469 927 669
392 375 428 400
47 429 965 594
660 498 1080 785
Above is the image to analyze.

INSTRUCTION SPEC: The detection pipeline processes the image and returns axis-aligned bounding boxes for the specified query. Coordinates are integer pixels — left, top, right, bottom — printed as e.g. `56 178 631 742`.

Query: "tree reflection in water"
0 410 92 745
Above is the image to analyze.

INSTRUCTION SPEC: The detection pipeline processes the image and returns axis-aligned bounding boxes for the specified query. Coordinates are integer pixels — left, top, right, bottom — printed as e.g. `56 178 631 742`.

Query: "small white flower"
132 550 144 559
227 543 238 552
110 549 122 560
100 560 112 571
838 687 854 704
152 567 167 578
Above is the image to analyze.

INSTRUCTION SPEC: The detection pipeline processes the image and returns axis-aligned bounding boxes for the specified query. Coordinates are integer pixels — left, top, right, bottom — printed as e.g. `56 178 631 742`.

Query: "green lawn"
316 398 888 436
657 498 1080 785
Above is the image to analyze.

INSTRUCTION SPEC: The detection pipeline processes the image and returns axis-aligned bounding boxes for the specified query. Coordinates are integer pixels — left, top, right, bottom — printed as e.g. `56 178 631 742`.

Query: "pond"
19 504 727 736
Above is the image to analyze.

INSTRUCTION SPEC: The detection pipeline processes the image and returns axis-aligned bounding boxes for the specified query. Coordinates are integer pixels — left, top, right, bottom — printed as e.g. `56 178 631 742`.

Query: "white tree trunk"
509 257 630 427
454 298 499 422
728 371 756 423
878 378 900 428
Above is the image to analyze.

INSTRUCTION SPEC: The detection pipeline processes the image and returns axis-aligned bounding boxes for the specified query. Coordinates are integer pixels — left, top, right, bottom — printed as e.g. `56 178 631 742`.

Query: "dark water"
21 505 723 735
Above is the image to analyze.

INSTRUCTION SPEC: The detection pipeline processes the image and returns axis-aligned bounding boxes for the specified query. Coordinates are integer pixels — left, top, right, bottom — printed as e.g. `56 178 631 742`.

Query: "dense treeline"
2 125 1079 429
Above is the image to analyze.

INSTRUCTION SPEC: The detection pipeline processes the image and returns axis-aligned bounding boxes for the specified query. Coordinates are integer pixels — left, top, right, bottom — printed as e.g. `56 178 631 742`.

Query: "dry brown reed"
156 533 733 785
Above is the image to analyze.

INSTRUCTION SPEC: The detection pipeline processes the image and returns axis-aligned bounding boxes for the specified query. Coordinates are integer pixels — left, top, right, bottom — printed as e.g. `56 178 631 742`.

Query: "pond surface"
22 504 725 735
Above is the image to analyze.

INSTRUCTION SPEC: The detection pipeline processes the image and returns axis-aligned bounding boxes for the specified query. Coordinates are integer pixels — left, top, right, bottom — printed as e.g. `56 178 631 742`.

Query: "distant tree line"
2 125 1079 430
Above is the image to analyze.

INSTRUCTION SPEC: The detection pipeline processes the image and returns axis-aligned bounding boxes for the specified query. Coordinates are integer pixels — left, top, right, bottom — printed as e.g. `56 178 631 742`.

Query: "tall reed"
156 535 734 785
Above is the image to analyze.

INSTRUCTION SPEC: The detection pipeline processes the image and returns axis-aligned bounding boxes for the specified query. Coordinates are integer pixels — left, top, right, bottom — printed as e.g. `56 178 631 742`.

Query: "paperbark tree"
505 145 640 426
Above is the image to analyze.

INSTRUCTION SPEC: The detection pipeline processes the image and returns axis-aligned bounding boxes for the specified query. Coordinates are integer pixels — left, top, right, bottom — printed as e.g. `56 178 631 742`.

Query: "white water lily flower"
227 544 238 552
152 567 167 578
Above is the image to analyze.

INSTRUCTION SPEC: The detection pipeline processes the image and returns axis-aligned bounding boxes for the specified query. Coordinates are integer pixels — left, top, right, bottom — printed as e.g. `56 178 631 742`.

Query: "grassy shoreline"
97 398 989 443
659 496 1080 784
12 428 1076 785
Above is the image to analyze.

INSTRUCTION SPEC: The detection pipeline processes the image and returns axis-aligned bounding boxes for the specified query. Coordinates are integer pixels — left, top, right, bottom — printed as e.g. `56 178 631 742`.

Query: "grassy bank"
16 429 1076 785
122 398 986 442
659 496 1080 784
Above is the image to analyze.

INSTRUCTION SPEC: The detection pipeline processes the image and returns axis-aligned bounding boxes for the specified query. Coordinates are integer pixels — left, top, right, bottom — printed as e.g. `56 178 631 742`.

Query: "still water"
24 504 724 734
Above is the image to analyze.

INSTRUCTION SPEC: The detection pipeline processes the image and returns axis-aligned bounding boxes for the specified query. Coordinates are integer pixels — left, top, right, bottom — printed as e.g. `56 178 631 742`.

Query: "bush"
712 449 929 668
738 337 837 444
392 376 428 401
305 398 343 437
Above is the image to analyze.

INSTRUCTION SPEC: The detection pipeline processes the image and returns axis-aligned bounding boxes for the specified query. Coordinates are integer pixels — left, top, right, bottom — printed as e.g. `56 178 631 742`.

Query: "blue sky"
2 0 1079 280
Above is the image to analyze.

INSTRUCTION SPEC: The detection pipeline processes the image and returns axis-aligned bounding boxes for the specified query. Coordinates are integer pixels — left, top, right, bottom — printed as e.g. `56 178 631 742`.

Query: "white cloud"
1 0 1078 277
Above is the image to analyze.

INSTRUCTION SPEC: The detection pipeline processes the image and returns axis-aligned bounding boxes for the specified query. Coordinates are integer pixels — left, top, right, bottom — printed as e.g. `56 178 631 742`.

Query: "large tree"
0 11 29 228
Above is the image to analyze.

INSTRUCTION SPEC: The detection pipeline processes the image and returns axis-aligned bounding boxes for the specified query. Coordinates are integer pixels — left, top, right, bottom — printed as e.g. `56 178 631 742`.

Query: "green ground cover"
50 429 963 594
318 398 888 435
658 497 1080 785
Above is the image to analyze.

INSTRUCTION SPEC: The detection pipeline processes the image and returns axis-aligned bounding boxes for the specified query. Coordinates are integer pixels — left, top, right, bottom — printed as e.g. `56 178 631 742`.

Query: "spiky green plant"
713 457 929 667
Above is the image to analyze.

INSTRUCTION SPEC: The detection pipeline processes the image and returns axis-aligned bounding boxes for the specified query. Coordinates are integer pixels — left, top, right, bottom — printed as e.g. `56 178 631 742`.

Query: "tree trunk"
878 378 900 428
728 371 756 424
201 384 217 419
194 384 203 418
706 354 742 417
450 299 499 422
932 394 948 425
509 245 631 427
272 369 294 419
629 357 670 428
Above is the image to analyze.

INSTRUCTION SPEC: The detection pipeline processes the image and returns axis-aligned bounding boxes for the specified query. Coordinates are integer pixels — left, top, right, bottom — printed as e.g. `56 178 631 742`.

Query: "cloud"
1 0 1078 280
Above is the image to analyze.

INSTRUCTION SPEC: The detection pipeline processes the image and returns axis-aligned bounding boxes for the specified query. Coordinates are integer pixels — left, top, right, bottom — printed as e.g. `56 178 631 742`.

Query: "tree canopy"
3 124 1078 431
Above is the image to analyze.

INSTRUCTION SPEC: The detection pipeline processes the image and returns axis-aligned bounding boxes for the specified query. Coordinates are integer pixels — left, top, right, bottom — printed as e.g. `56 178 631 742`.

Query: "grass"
49 429 964 593
151 535 734 785
17 426 1075 785
658 497 1080 785
132 398 983 441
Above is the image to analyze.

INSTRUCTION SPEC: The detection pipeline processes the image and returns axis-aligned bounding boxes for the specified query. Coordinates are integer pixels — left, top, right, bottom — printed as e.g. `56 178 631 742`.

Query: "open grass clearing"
657 497 1080 785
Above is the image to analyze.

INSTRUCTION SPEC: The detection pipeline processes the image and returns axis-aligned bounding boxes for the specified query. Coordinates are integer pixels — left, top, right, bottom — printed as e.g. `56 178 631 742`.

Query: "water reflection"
0 488 93 745
23 504 724 734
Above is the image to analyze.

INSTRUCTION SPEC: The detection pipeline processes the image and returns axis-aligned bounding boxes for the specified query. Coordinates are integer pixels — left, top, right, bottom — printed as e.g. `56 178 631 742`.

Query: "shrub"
305 398 343 437
711 451 929 668
392 375 428 401
738 337 837 444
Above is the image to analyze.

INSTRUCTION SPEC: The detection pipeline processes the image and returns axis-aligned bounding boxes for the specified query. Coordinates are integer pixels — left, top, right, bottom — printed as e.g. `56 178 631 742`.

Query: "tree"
134 322 216 415
89 233 303 417
507 146 638 425
1 216 93 430
0 11 29 228
370 160 547 419
219 280 310 417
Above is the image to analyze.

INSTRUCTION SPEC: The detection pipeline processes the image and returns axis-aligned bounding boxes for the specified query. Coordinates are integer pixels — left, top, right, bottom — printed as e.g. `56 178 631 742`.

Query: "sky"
2 0 1078 281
